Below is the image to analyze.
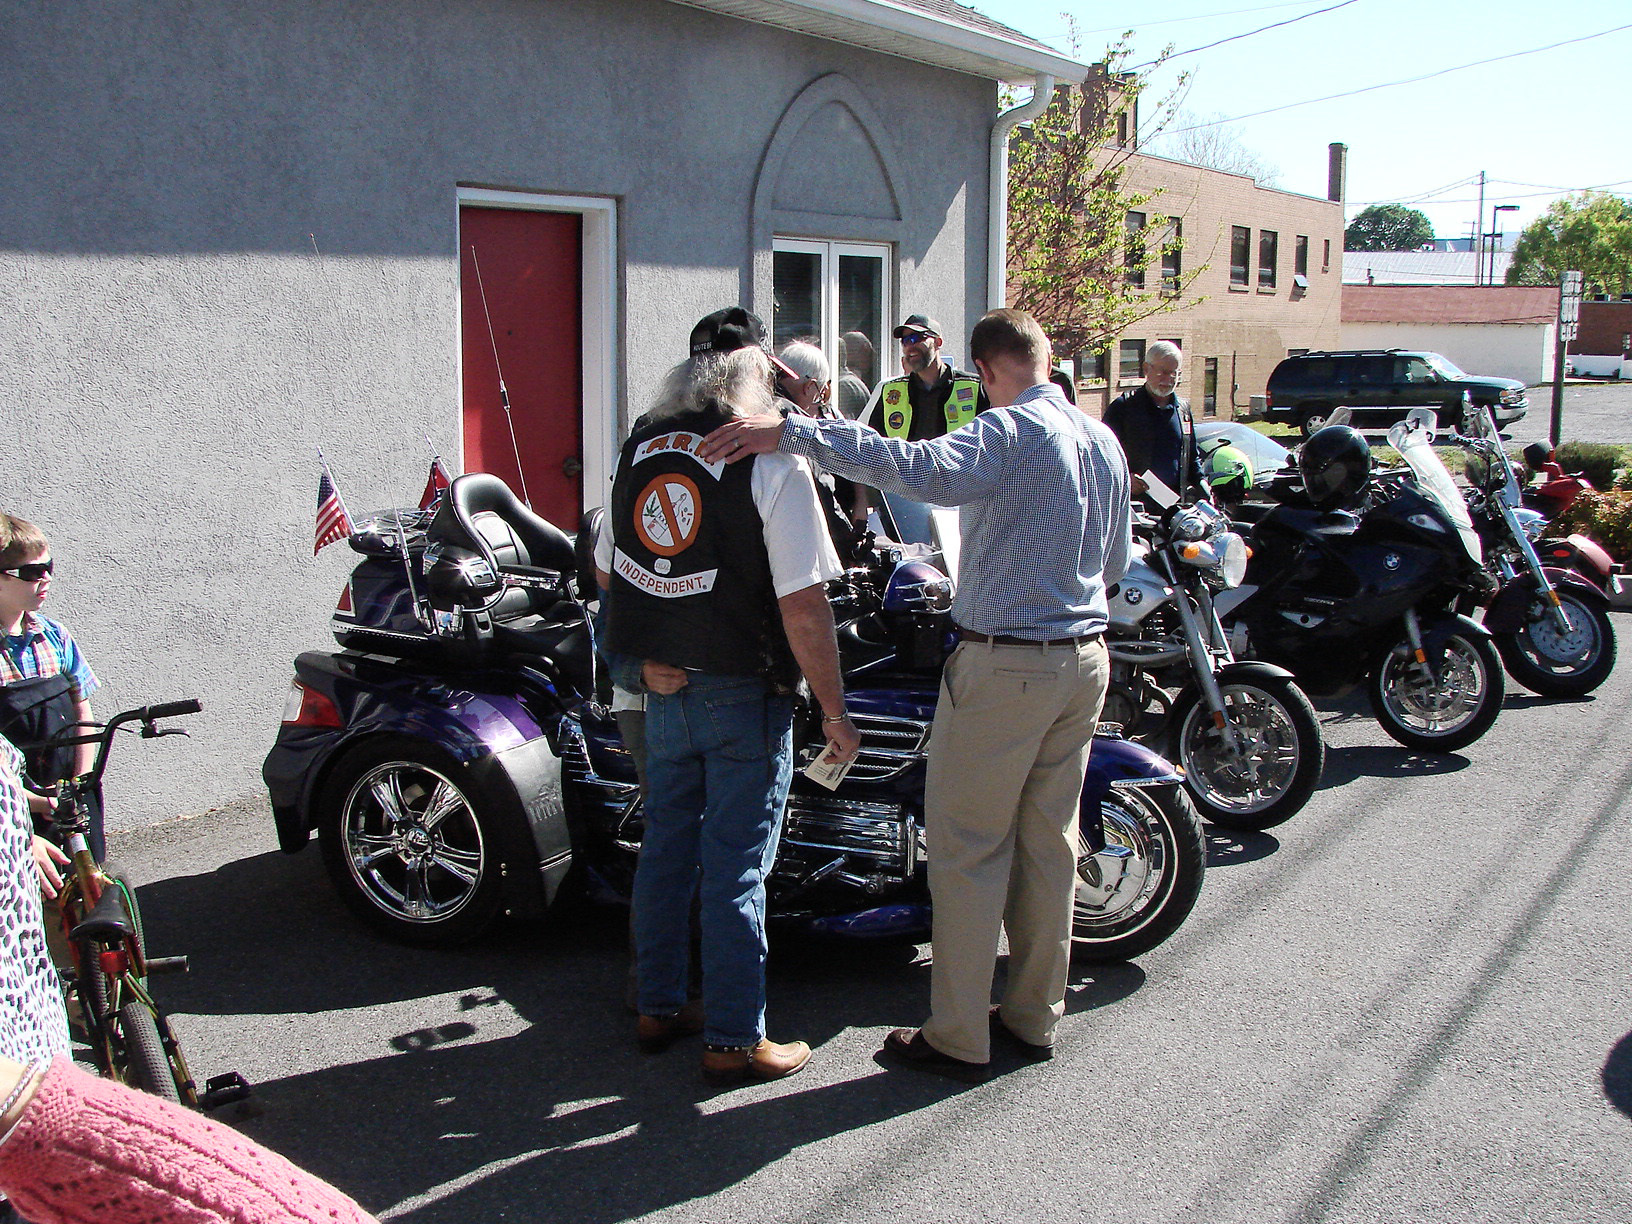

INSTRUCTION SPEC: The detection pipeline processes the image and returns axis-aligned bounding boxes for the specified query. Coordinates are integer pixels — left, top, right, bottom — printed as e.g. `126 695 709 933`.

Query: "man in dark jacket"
1101 340 1201 506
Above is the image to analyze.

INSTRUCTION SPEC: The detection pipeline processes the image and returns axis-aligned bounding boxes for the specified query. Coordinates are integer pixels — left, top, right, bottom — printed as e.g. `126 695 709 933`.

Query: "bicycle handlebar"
140 699 203 721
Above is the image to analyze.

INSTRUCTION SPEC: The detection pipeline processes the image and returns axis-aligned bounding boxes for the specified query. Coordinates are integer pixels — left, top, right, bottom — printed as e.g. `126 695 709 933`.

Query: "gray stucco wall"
1 0 994 825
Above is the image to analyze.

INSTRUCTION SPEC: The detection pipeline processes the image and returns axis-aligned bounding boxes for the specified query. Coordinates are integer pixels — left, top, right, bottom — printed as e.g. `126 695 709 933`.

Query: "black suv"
1265 349 1529 435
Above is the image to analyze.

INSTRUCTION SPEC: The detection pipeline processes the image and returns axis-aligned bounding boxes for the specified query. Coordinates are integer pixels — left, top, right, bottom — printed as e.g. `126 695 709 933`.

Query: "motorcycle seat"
432 474 577 623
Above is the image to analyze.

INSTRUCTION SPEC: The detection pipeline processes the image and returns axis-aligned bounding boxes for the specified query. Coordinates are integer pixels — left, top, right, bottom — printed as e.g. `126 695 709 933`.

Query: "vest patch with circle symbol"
885 388 902 406
634 473 702 558
887 411 906 431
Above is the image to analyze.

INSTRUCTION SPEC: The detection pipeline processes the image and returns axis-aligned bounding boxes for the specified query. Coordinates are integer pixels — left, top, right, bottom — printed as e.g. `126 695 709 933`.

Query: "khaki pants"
919 637 1109 1063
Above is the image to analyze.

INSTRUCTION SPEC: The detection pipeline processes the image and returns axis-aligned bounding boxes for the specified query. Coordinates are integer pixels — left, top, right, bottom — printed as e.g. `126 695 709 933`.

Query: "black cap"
690 307 769 357
892 313 943 339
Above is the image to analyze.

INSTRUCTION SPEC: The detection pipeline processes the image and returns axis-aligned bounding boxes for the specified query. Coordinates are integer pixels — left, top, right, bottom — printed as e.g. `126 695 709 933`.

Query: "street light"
1488 204 1519 286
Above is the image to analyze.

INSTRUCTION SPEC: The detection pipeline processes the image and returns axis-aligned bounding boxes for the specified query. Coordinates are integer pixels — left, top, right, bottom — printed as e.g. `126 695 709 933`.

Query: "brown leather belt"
955 627 1103 647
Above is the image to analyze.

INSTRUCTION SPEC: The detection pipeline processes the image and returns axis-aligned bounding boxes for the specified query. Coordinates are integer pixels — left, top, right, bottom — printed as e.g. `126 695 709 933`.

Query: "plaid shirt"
780 382 1132 640
1 614 99 700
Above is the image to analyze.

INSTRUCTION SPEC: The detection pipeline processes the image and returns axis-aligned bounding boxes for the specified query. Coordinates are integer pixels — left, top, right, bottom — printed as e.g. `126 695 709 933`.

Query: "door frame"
456 186 619 515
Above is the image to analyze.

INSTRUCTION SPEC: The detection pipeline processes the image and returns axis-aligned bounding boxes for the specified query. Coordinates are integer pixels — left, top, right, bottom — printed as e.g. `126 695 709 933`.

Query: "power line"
1042 1 1320 38
1347 179 1632 211
1134 0 1360 68
1170 22 1632 132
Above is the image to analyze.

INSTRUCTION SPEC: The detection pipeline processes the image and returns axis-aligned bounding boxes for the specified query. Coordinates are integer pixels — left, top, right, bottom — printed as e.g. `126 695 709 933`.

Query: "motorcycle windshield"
1386 420 1483 566
877 494 961 580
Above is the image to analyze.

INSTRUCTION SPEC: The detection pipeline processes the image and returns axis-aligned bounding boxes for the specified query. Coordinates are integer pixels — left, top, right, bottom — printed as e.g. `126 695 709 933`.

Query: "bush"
1554 441 1624 490
1554 490 1632 563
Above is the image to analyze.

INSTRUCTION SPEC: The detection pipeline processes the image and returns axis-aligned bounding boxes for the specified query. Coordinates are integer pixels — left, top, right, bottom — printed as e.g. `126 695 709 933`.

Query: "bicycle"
33 699 249 1109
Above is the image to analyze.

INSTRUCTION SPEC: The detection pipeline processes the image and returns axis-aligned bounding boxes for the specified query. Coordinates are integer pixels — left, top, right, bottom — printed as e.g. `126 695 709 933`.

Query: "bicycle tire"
116 1002 181 1103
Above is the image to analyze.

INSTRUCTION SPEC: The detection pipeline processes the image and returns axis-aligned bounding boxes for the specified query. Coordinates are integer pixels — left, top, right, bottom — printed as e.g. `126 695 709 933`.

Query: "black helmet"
1299 425 1371 507
1521 441 1553 472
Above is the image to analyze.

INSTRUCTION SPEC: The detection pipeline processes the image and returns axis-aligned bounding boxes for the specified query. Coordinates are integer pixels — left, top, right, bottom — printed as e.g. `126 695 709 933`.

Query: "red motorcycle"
1519 442 1617 594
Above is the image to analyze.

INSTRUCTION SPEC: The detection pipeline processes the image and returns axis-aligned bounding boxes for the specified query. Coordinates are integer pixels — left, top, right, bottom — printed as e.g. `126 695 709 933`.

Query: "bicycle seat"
71 885 134 944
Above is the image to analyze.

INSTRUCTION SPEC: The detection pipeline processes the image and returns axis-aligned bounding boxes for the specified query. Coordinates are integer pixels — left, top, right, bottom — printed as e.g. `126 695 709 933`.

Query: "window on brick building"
1203 357 1218 417
1162 217 1182 291
1078 348 1108 382
1230 226 1250 286
1125 212 1146 288
1119 339 1145 380
1258 229 1278 289
1322 239 1331 272
1295 235 1309 278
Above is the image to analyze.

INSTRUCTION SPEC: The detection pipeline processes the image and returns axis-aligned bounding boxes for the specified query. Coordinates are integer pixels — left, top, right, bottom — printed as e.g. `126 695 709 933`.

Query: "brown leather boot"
701 1038 812 1085
636 1000 705 1054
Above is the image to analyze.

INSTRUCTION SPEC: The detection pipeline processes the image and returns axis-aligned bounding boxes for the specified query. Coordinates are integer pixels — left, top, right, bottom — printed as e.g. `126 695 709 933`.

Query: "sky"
976 0 1631 244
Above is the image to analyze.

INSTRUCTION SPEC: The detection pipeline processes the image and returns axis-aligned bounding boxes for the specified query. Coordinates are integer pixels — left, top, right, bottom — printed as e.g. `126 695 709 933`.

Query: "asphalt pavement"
1503 380 1632 447
116 631 1632 1224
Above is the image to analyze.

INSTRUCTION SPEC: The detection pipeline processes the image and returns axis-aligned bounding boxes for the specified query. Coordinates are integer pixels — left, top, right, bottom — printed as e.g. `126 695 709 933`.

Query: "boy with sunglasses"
0 515 101 860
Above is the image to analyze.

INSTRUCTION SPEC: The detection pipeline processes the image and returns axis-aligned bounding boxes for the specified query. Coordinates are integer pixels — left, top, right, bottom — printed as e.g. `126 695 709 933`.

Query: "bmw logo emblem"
1125 587 1143 605
1383 553 1401 570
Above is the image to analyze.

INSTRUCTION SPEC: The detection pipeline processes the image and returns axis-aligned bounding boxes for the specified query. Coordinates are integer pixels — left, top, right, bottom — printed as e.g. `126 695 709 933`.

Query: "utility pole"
1474 171 1486 285
1551 270 1583 448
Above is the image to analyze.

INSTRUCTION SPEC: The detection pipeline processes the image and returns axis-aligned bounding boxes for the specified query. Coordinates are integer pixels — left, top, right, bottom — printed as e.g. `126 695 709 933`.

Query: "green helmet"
1202 439 1253 503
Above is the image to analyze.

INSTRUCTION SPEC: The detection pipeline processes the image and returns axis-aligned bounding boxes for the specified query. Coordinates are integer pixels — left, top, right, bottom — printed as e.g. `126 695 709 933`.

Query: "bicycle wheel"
116 1001 181 1103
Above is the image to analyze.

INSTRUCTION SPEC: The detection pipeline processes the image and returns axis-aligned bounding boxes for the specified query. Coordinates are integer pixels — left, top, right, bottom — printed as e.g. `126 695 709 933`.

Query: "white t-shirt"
595 450 841 598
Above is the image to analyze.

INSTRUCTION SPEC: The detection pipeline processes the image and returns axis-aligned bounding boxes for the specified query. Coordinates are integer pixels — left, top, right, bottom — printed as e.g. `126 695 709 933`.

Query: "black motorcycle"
263 474 1205 963
1215 412 1504 753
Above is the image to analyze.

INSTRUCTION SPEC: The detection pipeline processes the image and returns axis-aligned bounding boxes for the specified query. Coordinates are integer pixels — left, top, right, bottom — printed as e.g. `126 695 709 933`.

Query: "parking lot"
1508 380 1632 446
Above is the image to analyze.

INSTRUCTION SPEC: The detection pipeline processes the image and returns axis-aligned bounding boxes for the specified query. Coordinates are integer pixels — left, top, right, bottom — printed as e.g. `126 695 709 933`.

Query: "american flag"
315 465 354 554
419 456 453 512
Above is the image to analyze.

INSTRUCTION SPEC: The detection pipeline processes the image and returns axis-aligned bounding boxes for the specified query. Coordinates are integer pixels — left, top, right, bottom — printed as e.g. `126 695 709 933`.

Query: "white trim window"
772 238 891 421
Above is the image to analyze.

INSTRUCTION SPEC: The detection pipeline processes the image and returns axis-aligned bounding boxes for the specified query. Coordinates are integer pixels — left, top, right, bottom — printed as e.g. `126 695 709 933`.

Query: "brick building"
1086 149 1347 418
1571 300 1632 360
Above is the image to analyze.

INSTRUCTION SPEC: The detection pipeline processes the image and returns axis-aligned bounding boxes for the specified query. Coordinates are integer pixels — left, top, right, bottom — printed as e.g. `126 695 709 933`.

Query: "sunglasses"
1 561 53 581
898 330 935 345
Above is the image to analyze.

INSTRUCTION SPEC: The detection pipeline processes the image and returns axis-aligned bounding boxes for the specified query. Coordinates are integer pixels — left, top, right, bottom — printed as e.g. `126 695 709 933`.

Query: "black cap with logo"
892 313 943 340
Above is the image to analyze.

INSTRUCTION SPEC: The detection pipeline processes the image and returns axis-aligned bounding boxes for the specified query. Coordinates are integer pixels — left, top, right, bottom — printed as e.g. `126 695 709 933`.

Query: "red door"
459 206 583 527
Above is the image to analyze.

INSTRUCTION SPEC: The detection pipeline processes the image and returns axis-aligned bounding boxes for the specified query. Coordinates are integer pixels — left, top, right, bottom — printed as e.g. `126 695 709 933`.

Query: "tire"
1299 405 1333 437
1494 588 1616 698
1169 677 1324 830
318 737 507 946
116 1002 181 1103
1369 630 1504 752
1072 782 1204 963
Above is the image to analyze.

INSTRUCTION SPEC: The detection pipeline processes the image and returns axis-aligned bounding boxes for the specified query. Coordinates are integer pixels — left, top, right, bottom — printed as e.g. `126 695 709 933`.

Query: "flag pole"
316 448 354 525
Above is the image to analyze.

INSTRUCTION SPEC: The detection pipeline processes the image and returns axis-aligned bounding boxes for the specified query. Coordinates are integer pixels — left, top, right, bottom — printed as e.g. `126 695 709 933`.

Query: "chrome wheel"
320 739 507 944
1369 630 1503 752
1174 679 1323 829
1072 782 1204 962
1497 589 1616 698
341 760 484 923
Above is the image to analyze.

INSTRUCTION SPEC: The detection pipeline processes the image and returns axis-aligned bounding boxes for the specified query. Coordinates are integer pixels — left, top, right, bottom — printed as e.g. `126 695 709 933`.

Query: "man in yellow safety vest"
866 313 989 442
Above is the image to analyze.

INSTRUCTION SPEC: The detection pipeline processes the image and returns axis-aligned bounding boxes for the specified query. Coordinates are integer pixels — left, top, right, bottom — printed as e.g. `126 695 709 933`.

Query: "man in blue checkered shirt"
702 308 1131 1081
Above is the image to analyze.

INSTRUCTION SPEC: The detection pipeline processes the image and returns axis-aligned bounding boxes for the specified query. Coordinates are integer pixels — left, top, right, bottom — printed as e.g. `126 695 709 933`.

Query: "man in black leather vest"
600 307 860 1086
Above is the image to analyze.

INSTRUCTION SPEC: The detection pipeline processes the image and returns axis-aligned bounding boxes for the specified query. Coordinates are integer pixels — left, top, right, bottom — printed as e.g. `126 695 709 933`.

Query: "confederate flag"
420 457 453 512
315 466 354 554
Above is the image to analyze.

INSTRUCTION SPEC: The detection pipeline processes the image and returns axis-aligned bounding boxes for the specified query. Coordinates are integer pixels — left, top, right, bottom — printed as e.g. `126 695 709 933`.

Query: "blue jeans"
632 674 793 1048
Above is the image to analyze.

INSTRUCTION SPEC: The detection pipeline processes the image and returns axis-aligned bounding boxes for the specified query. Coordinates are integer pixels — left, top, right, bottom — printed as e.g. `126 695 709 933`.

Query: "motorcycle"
1104 499 1324 830
262 473 1205 963
1214 410 1505 753
1511 442 1617 596
1454 402 1616 698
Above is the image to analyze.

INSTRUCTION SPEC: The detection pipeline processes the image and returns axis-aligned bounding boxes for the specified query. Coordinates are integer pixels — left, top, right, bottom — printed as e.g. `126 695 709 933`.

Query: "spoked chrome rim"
1519 595 1600 672
1379 637 1489 737
1178 685 1301 814
1074 789 1169 939
341 761 485 925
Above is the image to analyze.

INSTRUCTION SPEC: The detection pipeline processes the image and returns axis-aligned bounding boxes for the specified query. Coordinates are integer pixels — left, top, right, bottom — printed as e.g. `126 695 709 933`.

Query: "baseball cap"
690 307 769 356
892 313 943 340
689 305 797 381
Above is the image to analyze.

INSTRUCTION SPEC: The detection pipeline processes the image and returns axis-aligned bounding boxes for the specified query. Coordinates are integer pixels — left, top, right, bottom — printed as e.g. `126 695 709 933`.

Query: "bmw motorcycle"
262 474 1204 963
1214 411 1505 753
1104 500 1324 830
1453 401 1616 698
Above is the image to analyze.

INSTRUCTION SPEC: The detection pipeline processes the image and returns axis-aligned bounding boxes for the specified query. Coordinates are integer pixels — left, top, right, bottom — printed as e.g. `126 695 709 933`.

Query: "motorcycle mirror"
1325 406 1352 428
1404 407 1438 441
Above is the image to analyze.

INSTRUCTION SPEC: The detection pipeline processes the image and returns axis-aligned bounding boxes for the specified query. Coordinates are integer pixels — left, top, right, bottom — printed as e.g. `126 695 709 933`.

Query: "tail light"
281 680 341 728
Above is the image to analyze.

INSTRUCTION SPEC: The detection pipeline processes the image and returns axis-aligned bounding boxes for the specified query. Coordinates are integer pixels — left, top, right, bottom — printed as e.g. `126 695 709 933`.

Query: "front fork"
1496 496 1572 633
1170 583 1242 754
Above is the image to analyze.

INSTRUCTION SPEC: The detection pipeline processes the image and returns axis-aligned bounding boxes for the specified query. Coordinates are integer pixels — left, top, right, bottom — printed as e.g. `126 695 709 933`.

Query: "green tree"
1506 192 1632 295
1006 42 1203 358
1344 204 1434 251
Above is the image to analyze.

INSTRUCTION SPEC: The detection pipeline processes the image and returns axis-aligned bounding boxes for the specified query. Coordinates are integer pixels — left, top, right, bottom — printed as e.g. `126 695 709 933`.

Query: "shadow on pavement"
1317 744 1470 789
1603 1030 1632 1120
130 845 1152 1223
1203 826 1280 868
1503 692 1595 711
